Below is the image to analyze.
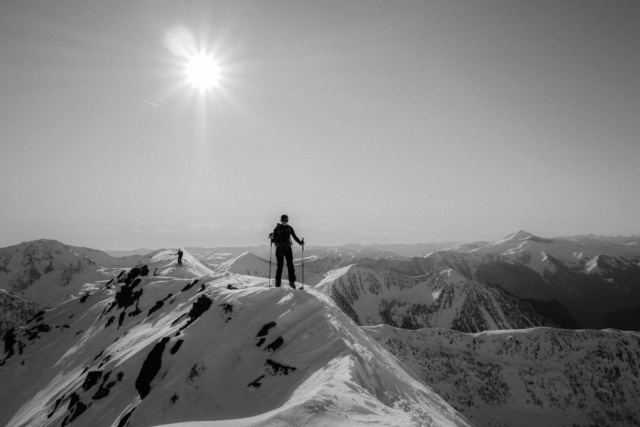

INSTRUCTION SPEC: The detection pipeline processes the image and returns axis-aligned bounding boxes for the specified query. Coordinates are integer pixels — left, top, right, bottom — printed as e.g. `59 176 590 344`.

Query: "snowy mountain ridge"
140 249 215 279
0 265 471 427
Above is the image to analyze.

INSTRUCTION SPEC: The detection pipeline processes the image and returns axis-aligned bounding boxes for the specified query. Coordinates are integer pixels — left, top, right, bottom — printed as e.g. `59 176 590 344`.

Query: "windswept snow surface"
0 266 471 427
365 325 640 427
214 252 273 279
213 251 326 286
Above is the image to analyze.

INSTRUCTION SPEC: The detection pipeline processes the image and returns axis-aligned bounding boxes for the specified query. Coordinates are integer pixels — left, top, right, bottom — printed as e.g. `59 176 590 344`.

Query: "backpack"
273 224 291 246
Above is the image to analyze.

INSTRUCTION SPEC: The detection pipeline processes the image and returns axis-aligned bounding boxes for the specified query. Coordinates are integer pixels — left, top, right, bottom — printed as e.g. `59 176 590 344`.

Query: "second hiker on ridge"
270 214 304 289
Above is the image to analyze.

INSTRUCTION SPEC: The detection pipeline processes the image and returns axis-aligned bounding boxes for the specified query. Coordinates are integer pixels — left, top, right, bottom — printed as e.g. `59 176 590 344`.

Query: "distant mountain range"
316 264 578 332
103 242 459 261
416 230 640 329
190 231 640 330
1 232 640 426
3 232 639 332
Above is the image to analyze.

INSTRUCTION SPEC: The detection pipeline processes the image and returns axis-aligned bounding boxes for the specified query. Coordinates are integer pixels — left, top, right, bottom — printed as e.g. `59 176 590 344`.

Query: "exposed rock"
135 337 170 399
265 359 296 376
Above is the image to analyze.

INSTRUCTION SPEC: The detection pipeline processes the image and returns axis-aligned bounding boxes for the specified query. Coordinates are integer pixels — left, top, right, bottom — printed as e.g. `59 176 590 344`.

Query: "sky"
1 0 639 249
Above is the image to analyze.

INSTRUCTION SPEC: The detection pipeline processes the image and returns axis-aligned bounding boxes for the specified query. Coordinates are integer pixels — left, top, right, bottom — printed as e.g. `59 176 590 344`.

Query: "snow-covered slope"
186 247 249 269
214 252 273 278
317 264 568 332
213 252 326 286
0 240 117 307
365 325 640 427
0 268 471 427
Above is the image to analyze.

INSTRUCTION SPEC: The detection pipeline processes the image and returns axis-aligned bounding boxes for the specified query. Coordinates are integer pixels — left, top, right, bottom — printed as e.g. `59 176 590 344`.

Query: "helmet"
280 214 289 223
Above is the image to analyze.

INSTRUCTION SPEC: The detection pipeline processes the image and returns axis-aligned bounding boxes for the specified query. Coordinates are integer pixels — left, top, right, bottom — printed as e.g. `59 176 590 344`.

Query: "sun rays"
184 51 221 92
165 25 226 97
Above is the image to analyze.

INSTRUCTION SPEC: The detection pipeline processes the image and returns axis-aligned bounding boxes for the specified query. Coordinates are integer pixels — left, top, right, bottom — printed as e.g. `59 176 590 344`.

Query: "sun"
184 51 221 92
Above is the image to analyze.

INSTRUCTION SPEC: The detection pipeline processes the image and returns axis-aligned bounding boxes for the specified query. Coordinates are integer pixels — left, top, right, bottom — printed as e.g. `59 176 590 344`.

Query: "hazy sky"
1 1 639 249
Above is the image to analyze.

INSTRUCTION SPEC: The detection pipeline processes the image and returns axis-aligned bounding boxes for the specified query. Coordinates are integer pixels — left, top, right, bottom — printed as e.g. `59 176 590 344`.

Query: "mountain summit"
141 249 214 278
503 230 535 241
488 230 553 246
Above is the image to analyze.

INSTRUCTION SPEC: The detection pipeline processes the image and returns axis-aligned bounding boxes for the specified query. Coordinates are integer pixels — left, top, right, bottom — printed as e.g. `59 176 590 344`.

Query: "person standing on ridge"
270 214 304 289
176 248 184 265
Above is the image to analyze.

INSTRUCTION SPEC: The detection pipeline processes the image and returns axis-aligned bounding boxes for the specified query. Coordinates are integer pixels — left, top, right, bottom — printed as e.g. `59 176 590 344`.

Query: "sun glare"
184 52 221 92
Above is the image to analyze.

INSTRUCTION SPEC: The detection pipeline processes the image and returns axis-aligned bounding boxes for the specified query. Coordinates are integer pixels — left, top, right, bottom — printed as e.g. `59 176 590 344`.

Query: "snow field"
1 268 471 427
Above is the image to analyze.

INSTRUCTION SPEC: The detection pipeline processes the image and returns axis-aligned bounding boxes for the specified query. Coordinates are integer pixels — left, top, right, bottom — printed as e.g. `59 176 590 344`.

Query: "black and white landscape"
2 231 639 426
3 1 640 426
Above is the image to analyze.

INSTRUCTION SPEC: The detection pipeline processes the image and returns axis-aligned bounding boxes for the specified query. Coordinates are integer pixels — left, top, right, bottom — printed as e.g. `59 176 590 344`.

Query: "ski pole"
268 241 273 287
301 238 305 290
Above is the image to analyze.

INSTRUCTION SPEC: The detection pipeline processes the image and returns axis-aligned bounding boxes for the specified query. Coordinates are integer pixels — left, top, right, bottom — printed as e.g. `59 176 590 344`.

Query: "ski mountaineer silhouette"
269 214 304 289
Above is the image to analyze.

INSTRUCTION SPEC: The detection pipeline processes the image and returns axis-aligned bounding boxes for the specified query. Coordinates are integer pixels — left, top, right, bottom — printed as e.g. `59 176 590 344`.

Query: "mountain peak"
141 248 214 279
506 230 535 241
490 230 555 246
